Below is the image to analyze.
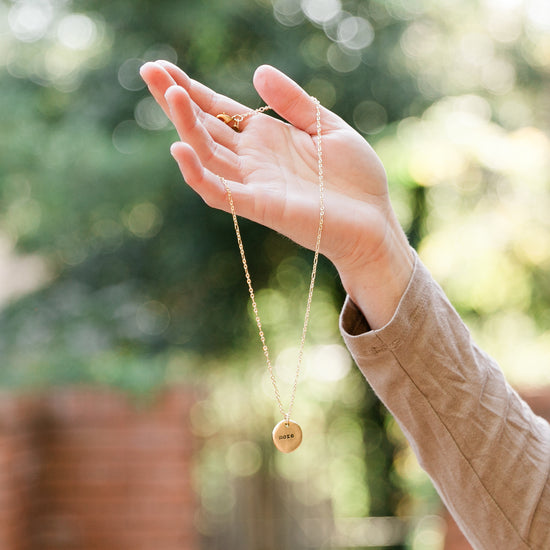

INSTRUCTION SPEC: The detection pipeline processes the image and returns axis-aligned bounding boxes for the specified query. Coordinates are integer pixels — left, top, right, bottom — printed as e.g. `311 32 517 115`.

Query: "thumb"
253 65 337 133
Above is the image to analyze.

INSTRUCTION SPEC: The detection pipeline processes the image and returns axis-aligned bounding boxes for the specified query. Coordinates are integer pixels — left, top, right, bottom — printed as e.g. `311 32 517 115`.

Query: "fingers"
141 62 244 179
253 65 340 134
155 60 192 88
143 60 341 138
139 62 177 119
170 142 254 216
170 142 225 208
164 85 239 151
164 85 242 181
155 60 251 120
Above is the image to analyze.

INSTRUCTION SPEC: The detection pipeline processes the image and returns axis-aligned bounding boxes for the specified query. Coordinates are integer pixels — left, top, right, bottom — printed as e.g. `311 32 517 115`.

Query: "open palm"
140 61 413 328
141 62 389 265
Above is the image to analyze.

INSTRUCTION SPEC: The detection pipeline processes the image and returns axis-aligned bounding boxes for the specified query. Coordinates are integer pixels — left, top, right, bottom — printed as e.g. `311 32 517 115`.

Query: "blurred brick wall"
0 387 198 550
0 395 39 550
444 386 550 550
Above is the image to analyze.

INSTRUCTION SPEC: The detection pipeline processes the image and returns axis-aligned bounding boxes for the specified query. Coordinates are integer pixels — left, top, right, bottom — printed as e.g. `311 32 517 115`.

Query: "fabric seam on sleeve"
388 346 532 548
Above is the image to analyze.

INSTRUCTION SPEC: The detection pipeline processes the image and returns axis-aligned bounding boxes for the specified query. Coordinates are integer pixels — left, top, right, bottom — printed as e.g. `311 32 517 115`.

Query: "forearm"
340 254 550 549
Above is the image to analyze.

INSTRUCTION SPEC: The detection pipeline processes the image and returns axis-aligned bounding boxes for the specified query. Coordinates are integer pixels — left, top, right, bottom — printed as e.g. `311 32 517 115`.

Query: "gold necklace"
217 98 324 453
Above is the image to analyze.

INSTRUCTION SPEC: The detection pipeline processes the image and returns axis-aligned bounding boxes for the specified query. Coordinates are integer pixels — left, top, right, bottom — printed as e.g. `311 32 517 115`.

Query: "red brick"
0 386 199 550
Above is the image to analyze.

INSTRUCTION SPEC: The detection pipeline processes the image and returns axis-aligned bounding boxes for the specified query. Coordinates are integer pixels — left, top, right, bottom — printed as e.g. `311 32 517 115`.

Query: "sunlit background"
1 0 549 548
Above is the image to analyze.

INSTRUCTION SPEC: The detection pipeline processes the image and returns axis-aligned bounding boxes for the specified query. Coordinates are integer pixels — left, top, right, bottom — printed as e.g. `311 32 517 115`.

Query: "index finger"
139 62 178 119
155 60 252 119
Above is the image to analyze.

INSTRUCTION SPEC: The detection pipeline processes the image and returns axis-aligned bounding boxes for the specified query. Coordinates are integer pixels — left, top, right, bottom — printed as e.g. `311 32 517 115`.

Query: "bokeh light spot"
400 22 439 59
337 16 374 50
135 96 170 130
300 34 328 68
304 77 337 108
57 14 96 50
310 344 351 382
143 43 178 64
127 201 163 238
112 120 143 155
273 0 304 27
481 58 516 94
353 100 388 135
526 0 550 32
327 43 361 72
301 0 341 24
136 300 170 336
411 515 446 550
118 58 146 91
8 0 53 43
226 441 262 477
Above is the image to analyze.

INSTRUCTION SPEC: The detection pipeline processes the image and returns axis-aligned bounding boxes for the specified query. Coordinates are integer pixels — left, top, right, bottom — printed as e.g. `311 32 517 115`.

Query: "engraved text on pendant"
272 419 302 453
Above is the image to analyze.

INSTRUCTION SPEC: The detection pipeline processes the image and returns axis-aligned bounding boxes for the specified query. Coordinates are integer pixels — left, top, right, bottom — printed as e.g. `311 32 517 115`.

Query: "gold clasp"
216 113 242 132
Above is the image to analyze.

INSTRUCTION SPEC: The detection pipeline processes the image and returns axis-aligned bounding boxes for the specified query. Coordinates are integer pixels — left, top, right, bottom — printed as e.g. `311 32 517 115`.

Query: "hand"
140 61 413 329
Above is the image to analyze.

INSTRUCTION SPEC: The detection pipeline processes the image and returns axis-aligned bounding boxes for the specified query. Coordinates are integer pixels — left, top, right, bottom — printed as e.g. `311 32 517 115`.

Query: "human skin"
140 61 414 329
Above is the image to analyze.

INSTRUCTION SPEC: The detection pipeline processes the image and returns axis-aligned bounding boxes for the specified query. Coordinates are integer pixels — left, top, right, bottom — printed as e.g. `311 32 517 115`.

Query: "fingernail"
170 142 184 159
164 85 178 101
139 61 155 78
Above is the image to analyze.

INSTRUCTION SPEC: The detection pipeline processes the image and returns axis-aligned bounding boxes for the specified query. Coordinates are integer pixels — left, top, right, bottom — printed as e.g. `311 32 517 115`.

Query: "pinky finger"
170 142 253 216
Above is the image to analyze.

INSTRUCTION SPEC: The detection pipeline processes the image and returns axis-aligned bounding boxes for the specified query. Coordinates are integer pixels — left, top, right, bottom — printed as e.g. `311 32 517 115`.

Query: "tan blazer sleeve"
340 252 550 549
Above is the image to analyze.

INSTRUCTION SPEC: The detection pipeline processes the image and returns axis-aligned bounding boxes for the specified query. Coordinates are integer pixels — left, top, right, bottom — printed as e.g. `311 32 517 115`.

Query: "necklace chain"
220 98 324 425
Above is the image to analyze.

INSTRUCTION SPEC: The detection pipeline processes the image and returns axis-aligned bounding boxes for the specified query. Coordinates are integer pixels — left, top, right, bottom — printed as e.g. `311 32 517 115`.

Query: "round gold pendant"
272 419 302 453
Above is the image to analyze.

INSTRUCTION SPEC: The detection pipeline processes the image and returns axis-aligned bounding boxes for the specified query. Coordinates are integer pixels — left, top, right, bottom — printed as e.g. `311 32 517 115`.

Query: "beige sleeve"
339 252 550 549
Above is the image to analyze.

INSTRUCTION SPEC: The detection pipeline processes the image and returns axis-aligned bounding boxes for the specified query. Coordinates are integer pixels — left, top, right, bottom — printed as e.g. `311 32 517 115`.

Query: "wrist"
336 221 414 330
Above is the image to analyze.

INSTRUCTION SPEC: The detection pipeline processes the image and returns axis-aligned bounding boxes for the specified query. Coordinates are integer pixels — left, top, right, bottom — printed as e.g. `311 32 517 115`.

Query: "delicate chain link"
231 105 272 128
220 97 324 424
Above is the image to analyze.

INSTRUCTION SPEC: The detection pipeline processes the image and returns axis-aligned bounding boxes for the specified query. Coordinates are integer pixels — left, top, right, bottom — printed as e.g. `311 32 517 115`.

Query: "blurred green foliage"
1 0 549 548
